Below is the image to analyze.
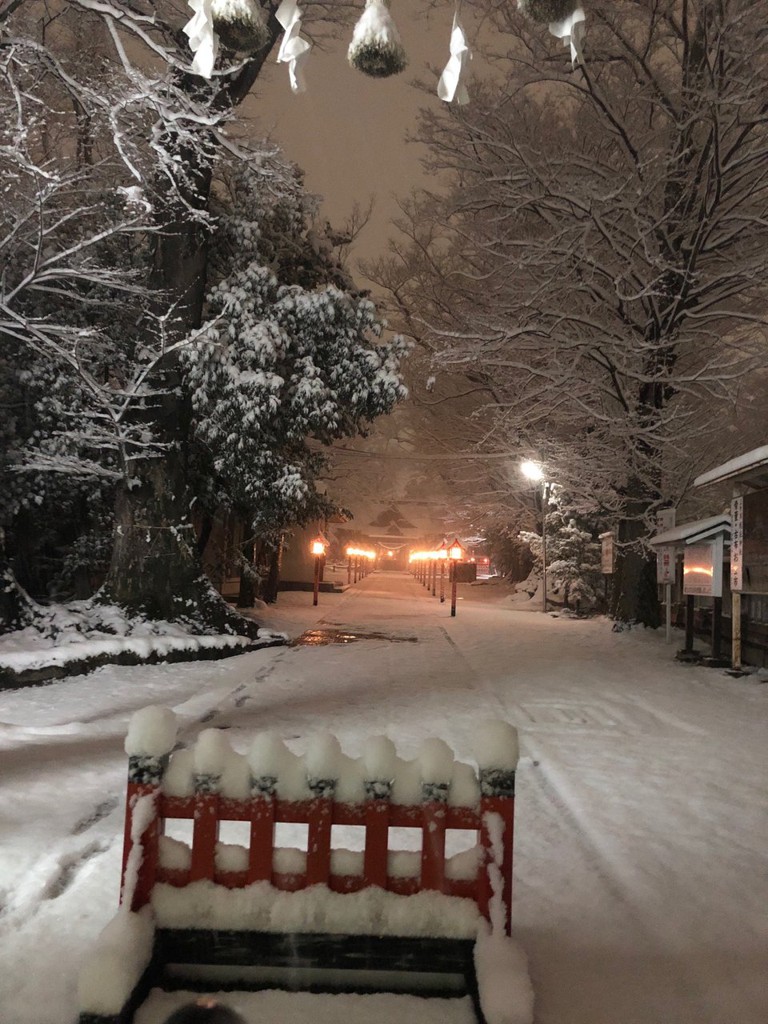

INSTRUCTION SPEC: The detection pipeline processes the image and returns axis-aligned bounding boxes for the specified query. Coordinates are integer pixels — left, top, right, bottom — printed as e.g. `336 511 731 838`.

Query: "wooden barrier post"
420 780 448 892
306 777 335 885
248 773 277 884
478 767 516 935
191 770 221 882
121 753 167 911
363 779 391 888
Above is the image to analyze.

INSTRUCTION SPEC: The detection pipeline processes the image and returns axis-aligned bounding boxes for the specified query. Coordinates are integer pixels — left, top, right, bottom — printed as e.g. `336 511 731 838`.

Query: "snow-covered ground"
1 572 766 1023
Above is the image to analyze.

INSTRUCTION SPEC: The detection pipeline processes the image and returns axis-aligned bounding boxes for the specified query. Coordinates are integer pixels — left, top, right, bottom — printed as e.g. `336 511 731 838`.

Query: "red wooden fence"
121 741 516 934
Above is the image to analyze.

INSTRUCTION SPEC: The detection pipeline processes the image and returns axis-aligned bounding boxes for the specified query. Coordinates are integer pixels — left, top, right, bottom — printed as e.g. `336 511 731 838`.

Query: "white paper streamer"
183 0 219 79
549 6 585 67
437 12 471 105
276 0 311 93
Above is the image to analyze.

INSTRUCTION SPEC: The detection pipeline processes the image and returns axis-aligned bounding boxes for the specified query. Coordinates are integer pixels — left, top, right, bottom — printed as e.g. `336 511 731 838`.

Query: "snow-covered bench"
78 707 525 1024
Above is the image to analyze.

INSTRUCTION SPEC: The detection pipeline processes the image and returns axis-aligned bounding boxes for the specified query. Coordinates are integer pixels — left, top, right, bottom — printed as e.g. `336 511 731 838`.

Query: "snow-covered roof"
694 445 768 489
650 514 730 548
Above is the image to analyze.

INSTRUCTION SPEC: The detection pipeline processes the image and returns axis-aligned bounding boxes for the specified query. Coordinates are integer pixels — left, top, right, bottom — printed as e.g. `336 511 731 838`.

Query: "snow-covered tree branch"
373 0 768 623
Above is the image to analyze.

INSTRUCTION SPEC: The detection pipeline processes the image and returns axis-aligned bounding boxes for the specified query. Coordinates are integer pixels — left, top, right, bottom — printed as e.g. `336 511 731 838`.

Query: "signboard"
683 536 723 597
600 533 614 575
656 545 675 586
730 496 743 592
657 508 676 533
452 562 477 583
741 488 768 594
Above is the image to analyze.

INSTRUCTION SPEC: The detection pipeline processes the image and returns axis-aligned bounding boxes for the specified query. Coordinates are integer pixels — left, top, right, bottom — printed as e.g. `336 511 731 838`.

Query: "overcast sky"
248 4 460 266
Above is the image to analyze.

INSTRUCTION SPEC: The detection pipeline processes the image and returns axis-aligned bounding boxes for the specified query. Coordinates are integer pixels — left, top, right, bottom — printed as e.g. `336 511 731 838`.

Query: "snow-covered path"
1 572 766 1023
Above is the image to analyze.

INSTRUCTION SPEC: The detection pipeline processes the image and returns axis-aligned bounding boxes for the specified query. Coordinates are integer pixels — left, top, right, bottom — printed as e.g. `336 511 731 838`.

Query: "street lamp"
447 537 465 617
310 535 327 606
520 460 549 612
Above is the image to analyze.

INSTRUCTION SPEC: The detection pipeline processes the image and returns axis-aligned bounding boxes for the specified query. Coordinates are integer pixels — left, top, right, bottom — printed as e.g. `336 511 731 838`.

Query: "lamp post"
437 541 447 603
521 460 549 612
448 537 465 617
310 536 327 607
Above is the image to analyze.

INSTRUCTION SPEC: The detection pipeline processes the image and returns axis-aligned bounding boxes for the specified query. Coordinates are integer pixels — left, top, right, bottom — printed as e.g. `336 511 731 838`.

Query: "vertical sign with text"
731 496 743 592
656 546 675 586
657 508 676 533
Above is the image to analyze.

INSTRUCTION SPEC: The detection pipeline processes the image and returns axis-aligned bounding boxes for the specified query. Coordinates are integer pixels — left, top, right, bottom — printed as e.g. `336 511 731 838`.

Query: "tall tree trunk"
262 535 283 604
237 535 256 608
103 457 258 634
101 42 281 632
611 479 661 627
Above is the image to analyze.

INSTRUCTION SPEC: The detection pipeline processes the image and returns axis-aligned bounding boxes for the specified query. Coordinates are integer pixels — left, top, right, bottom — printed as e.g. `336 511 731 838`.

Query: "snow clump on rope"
348 0 408 78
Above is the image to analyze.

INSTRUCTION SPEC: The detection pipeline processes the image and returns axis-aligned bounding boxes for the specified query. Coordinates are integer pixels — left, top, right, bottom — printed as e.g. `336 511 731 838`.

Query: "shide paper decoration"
183 0 268 77
437 11 471 105
183 0 218 78
549 6 585 66
276 0 311 93
210 0 269 53
518 0 586 68
348 0 408 78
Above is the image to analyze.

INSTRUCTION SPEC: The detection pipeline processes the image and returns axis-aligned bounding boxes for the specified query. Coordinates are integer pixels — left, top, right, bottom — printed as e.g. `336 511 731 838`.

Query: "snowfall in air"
0 573 766 1023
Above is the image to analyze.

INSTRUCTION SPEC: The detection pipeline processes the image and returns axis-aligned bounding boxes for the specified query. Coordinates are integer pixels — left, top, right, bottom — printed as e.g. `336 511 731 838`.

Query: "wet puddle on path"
291 628 418 646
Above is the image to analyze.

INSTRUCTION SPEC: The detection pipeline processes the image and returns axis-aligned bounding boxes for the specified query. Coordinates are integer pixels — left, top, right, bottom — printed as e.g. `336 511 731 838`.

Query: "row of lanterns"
409 538 465 617
310 536 376 605
184 0 586 101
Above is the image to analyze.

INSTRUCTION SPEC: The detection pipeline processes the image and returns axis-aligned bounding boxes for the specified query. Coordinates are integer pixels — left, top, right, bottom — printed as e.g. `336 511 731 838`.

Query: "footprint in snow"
43 840 110 900
71 796 119 835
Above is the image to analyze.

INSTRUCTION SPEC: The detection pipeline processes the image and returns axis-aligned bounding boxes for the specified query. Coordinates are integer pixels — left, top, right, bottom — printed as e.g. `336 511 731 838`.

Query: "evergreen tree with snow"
520 489 603 611
181 163 408 599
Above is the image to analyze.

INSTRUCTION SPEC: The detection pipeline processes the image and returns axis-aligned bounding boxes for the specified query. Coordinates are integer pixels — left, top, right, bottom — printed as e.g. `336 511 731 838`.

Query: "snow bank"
77 906 155 1015
474 926 535 1024
151 880 482 938
0 599 286 677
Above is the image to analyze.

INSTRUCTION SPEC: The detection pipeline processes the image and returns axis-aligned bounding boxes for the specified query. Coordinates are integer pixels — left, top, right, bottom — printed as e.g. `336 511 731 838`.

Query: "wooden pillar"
306 779 335 886
712 596 723 659
732 590 742 670
363 780 391 889
121 754 166 911
684 594 695 652
190 773 220 882
248 777 276 884
420 782 448 891
478 767 516 935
